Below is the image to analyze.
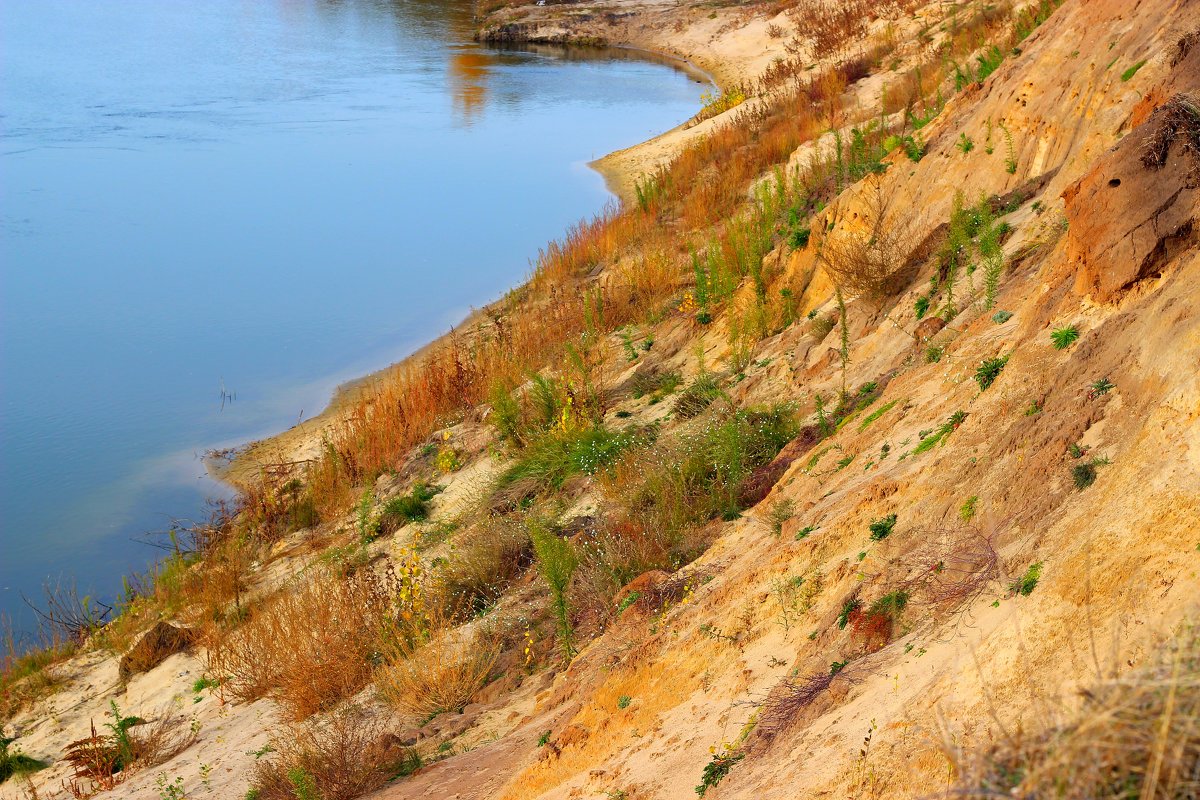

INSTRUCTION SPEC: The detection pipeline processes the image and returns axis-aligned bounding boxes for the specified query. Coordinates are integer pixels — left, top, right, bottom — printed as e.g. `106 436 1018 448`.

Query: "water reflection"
448 50 493 125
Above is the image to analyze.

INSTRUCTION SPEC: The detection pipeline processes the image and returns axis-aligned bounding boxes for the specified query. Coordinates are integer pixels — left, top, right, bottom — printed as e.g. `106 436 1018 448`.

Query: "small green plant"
105 700 143 770
617 695 632 710
1009 562 1043 596
959 495 978 522
1120 60 1147 81
868 591 909 621
696 748 744 796
537 730 551 747
382 482 441 526
1024 398 1044 416
794 525 817 541
809 313 837 341
287 767 319 800
914 294 931 319
389 748 423 778
837 599 862 629
975 355 1009 390
1088 377 1115 398
788 225 811 250
868 514 897 541
992 310 1013 323
956 133 974 154
767 498 796 537
619 328 639 362
1068 442 1089 459
1050 324 1080 349
356 488 377 543
616 591 641 615
1072 456 1109 490
925 344 944 363
156 774 186 800
674 373 722 418
531 522 579 662
191 676 220 696
829 660 848 675
912 411 967 455
0 736 45 783
1000 122 1017 174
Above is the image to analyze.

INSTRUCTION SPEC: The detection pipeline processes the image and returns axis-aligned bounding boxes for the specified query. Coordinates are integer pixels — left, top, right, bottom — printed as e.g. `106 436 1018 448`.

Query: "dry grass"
434 516 533 618
208 568 394 720
949 623 1200 798
376 624 500 720
250 704 397 800
1 621 73 723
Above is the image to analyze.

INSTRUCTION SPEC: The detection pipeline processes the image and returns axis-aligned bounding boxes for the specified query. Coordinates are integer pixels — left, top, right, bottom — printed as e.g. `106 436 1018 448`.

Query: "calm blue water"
0 0 704 630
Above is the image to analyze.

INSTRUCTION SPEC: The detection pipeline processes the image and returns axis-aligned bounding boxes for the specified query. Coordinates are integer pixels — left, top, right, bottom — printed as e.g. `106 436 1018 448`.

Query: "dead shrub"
376 624 500 720
210 569 393 720
815 181 916 302
250 704 396 800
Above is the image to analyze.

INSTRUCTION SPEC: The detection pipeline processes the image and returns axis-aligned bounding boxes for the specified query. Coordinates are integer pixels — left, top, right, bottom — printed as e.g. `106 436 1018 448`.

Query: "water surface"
0 0 704 628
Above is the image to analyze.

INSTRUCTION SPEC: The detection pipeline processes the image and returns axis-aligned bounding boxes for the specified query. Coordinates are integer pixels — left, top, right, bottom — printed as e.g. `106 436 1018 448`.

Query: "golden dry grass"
376 624 500 720
208 569 393 720
250 704 397 800
949 623 1200 798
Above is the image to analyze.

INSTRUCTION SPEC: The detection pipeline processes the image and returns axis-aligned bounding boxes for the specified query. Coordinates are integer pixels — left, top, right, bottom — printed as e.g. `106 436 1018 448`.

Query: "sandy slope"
5 1 1199 798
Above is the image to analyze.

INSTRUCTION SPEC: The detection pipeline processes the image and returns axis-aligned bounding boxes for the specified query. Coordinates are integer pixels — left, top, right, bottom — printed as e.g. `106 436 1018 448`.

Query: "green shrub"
975 355 1009 390
382 483 442 528
868 590 909 619
0 736 45 783
530 522 579 661
1009 562 1043 596
868 514 897 541
956 133 974 154
1072 457 1109 490
1050 325 1080 349
696 750 744 796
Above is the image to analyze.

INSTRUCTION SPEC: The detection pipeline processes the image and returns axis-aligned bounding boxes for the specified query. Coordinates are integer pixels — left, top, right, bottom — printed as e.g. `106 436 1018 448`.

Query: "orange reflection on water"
448 49 496 127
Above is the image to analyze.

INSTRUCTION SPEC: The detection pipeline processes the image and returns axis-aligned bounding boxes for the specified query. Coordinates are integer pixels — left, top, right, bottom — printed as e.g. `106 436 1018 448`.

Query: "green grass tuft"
1050 324 1080 349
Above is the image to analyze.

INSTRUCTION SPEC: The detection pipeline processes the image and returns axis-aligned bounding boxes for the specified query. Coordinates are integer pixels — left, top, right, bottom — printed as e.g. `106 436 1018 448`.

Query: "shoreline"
217 35 726 489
